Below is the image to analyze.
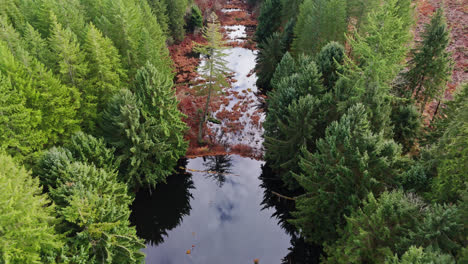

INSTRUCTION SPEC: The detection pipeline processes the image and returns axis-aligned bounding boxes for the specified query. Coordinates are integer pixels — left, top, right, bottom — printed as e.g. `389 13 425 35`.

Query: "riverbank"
170 0 264 159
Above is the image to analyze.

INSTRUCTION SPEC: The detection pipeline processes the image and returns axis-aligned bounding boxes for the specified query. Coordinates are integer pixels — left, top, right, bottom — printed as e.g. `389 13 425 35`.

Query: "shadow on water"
130 159 194 246
131 156 322 263
259 163 323 264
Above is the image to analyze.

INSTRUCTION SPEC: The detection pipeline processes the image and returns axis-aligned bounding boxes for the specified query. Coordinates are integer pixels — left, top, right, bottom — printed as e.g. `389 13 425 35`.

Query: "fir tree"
83 23 126 114
386 246 455 264
163 0 188 42
0 154 62 263
292 0 347 55
187 5 203 33
255 32 284 92
405 8 453 113
291 104 402 243
255 0 282 44
193 13 230 143
316 41 345 90
0 73 43 160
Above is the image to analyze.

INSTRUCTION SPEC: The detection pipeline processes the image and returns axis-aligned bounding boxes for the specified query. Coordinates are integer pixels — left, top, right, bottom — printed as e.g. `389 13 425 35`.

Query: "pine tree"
22 22 52 66
83 23 126 114
405 8 453 112
193 13 230 143
292 0 347 55
163 0 188 42
146 0 170 35
0 154 62 263
255 32 284 92
291 104 402 243
255 0 282 44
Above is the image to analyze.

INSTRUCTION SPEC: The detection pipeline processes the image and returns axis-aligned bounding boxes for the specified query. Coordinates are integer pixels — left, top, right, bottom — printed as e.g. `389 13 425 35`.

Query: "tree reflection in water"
202 155 234 187
130 159 194 246
259 162 323 264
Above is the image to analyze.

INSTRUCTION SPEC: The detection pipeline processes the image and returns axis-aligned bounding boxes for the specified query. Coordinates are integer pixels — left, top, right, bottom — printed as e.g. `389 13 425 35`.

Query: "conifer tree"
255 0 282 44
405 8 453 112
431 85 467 204
163 0 188 42
291 104 402 243
255 32 284 92
345 0 413 134
101 62 188 189
187 5 203 33
22 22 52 66
146 0 169 35
0 73 43 160
0 40 80 148
194 13 229 143
281 18 296 52
0 154 62 263
386 246 455 264
292 0 347 55
316 41 345 90
83 23 126 114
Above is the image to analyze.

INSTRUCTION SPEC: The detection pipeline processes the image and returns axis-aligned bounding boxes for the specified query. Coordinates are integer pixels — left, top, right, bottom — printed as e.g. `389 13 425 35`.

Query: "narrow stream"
131 3 321 263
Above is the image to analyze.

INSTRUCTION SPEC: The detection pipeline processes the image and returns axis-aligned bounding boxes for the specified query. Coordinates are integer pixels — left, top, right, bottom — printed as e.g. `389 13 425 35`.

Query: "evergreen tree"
22 22 52 66
187 5 203 33
291 104 402 243
431 85 468 204
48 14 94 130
255 32 284 92
146 0 169 35
50 163 145 263
280 0 302 23
0 40 80 149
83 23 126 114
281 18 296 52
385 246 455 264
345 0 413 134
163 0 188 42
316 41 345 90
0 154 62 263
292 0 347 55
255 0 282 44
0 73 43 160
391 102 421 153
405 8 453 112
325 191 464 263
193 13 230 143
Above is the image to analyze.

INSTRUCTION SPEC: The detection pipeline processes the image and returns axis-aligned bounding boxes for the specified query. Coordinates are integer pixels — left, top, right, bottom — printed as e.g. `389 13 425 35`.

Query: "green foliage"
281 18 296 52
83 23 126 114
0 154 62 263
391 102 421 152
291 104 402 243
280 0 302 23
50 162 145 263
324 191 425 263
432 85 468 204
345 0 413 134
292 0 347 55
0 73 43 160
146 0 169 35
194 13 230 143
255 0 282 44
316 41 345 90
163 0 188 42
255 32 284 91
405 9 452 110
385 246 455 264
187 5 203 33
101 63 188 189
325 191 465 263
0 39 80 152
48 14 94 129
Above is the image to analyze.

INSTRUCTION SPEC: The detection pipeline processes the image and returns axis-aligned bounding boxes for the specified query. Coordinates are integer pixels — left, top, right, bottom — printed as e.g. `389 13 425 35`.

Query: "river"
130 2 321 263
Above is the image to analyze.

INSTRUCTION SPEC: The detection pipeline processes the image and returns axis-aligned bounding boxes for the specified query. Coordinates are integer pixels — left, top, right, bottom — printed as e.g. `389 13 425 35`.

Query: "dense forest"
0 0 466 263
256 0 467 262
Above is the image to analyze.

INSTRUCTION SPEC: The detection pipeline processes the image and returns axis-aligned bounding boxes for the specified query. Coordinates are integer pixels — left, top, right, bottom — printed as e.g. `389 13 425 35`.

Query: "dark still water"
130 155 321 264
